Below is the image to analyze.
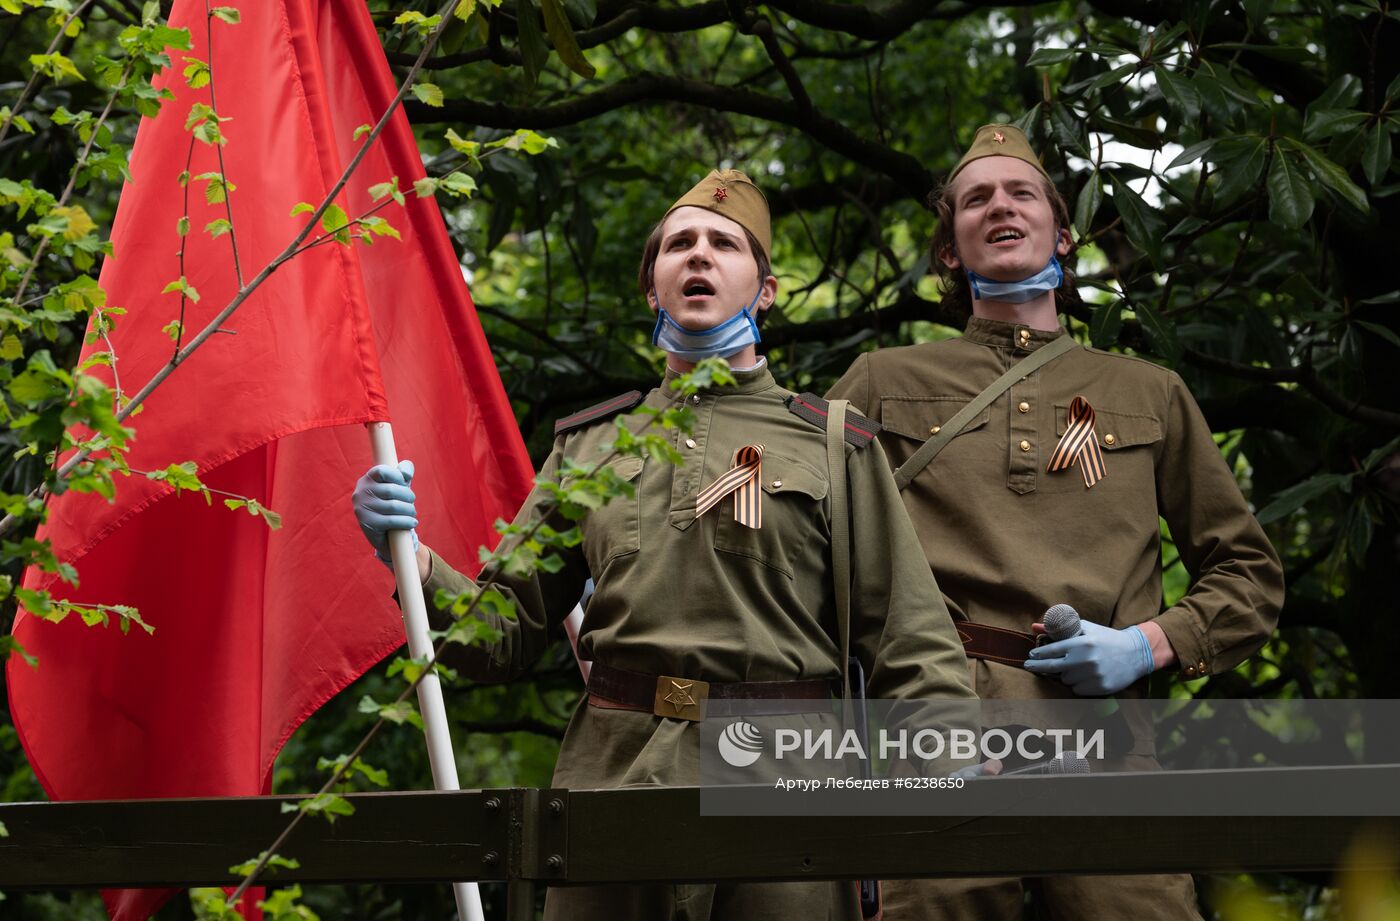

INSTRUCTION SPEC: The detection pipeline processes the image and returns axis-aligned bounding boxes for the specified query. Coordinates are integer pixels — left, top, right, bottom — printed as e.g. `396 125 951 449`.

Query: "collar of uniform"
963 316 1067 353
660 362 776 402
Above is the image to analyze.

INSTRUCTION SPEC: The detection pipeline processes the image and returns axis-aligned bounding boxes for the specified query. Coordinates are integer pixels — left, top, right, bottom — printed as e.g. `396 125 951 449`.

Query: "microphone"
1036 603 1134 757
997 752 1091 776
1041 603 1083 642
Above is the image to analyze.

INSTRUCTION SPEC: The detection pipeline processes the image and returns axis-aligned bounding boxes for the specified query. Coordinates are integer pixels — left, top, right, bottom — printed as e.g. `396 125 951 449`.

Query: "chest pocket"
879 397 991 470
577 454 645 573
1044 405 1162 493
713 452 828 579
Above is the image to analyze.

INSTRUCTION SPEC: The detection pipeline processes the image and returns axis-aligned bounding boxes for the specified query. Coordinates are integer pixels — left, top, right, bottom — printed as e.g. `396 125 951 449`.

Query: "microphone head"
1049 753 1091 775
1042 604 1082 641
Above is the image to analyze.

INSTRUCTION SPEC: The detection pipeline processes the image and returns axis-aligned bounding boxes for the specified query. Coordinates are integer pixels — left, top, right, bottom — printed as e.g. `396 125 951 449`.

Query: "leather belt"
586 662 838 722
957 621 1036 666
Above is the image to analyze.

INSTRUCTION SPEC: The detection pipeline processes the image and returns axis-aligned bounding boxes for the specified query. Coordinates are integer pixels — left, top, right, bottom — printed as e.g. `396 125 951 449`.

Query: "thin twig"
203 0 243 289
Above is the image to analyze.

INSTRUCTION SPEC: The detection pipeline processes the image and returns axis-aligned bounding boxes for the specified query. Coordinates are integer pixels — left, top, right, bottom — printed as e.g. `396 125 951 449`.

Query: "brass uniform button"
691 394 701 405
1019 440 1031 452
772 479 783 488
1104 433 1116 446
1018 329 1031 345
685 438 696 449
1018 401 1030 413
1197 660 1207 672
929 425 942 435
1184 665 1196 677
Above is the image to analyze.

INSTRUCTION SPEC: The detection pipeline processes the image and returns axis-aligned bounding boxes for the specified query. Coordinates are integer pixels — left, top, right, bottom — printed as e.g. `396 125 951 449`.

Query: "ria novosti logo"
717 720 764 767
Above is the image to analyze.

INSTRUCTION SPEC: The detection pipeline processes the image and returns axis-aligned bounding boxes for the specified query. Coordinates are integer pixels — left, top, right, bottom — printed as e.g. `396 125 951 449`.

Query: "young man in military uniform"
353 168 976 920
827 126 1285 919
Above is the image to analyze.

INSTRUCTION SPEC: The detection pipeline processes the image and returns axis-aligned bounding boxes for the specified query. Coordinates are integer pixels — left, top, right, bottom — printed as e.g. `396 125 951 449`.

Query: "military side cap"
555 390 644 437
786 393 881 448
950 124 1050 182
664 169 772 260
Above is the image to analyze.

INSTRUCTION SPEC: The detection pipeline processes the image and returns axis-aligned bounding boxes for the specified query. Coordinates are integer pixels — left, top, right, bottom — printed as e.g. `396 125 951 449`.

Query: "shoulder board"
554 390 645 437
785 393 881 448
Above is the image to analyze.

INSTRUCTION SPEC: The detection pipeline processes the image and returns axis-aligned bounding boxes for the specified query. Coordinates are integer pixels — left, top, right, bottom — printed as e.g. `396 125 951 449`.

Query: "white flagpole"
367 422 485 921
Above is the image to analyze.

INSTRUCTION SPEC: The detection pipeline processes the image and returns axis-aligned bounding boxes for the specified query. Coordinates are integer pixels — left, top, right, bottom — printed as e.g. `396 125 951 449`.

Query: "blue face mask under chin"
651 286 764 361
963 230 1065 304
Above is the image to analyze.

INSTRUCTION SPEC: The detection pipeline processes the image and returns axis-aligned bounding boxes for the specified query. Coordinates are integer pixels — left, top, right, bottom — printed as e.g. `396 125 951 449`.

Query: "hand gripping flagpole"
368 422 485 921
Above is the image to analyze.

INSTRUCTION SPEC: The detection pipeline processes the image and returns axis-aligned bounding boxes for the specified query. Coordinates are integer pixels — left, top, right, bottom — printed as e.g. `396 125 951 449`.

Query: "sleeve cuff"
1153 607 1211 679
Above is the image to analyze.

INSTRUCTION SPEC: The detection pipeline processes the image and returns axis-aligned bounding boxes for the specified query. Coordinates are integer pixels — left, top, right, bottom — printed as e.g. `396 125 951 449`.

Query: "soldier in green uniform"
827 126 1285 919
353 169 976 920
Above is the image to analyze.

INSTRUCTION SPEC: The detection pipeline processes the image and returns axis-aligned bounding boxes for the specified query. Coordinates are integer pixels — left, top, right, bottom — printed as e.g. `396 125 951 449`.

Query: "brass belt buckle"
653 675 710 721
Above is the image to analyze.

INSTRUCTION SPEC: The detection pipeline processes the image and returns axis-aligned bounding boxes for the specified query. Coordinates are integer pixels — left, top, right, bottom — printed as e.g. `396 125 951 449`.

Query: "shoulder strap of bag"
892 334 1077 491
825 398 853 703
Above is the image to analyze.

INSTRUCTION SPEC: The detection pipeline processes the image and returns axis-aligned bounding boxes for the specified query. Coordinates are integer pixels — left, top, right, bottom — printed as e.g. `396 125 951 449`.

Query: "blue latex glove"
351 460 419 567
1023 620 1154 696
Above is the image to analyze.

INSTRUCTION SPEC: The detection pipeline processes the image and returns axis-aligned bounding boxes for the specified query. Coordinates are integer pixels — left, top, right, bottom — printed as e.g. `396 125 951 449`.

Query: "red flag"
5 2 534 918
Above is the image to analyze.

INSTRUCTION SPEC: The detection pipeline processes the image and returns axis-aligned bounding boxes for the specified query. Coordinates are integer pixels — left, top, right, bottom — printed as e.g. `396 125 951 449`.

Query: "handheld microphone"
997 752 1091 776
1041 603 1083 642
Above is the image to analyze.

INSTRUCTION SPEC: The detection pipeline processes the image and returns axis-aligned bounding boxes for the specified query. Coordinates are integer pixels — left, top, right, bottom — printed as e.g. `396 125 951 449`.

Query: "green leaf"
320 203 350 242
368 179 397 201
1132 302 1180 364
1284 138 1369 213
1074 171 1102 234
438 172 478 197
1154 64 1200 122
1165 139 1220 171
205 218 231 238
1256 472 1353 525
176 215 189 236
289 201 315 216
1212 137 1267 203
540 0 595 79
211 6 239 23
1089 299 1123 347
1027 47 1077 66
413 177 439 198
162 319 183 342
353 123 372 141
283 792 355 823
1314 73 1364 111
1361 123 1392 186
181 56 210 88
1303 107 1369 142
0 335 22 361
1106 175 1165 260
1266 152 1314 229
412 81 444 107
1354 320 1400 350
515 0 549 87
229 852 300 877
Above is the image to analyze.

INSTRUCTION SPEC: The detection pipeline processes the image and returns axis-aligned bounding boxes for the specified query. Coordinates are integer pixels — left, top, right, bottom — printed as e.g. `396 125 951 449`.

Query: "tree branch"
410 73 934 197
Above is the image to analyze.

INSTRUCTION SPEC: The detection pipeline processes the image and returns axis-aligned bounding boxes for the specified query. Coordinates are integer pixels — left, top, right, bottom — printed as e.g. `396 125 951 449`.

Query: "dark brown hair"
928 173 1081 323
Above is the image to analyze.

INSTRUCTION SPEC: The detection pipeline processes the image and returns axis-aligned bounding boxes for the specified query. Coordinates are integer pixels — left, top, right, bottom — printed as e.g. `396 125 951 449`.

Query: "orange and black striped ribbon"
1046 396 1106 488
696 444 765 529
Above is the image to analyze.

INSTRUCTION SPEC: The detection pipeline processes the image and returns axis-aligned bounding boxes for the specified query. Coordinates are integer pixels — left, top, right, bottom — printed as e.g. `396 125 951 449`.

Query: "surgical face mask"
651 286 763 361
963 226 1064 304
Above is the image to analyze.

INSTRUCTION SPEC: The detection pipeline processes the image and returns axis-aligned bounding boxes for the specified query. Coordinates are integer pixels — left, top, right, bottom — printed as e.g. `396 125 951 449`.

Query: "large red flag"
5 1 534 918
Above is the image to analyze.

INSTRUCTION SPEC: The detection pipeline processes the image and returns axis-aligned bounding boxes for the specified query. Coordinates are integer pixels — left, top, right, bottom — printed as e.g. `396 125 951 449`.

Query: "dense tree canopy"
2 0 1399 917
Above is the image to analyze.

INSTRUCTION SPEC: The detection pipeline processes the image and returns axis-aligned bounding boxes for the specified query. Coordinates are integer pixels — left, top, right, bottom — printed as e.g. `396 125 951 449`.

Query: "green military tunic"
828 317 1285 921
423 362 975 920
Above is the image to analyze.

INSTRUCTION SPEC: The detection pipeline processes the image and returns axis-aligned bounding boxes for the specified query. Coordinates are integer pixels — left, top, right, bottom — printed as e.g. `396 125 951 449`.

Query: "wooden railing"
3 767 1399 921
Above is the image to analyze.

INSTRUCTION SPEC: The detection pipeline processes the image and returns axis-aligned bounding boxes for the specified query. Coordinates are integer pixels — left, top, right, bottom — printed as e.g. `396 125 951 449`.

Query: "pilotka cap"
950 124 1051 181
664 168 772 259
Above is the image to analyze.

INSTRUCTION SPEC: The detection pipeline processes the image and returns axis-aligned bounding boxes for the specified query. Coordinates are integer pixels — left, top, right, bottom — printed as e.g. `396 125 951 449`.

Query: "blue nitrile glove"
1023 620 1154 696
351 460 419 567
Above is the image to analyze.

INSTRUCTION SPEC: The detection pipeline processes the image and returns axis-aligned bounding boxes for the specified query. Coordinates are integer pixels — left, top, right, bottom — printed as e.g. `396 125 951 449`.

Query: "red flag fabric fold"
6 2 534 918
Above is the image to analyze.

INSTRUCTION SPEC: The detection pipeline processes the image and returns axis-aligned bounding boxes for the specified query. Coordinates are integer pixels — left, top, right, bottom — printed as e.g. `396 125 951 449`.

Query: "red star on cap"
992 131 1006 144
713 187 728 202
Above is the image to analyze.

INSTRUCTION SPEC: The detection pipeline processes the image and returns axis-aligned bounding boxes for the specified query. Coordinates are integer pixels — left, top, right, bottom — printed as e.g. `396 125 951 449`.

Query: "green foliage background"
2 0 1400 918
